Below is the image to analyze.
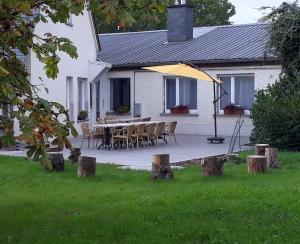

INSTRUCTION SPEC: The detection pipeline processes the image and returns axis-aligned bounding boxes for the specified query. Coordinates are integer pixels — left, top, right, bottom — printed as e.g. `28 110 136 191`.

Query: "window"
219 74 255 113
66 76 74 121
110 78 131 112
165 77 197 112
77 78 88 112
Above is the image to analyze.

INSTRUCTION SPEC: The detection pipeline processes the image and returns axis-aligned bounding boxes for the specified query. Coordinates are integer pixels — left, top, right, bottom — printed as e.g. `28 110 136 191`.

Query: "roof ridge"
98 22 270 36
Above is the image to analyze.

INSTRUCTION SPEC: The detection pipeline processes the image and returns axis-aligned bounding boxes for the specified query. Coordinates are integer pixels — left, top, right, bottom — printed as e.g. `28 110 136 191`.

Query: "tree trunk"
247 155 267 173
68 148 81 163
151 154 173 180
201 156 225 176
77 156 96 177
48 153 64 172
255 144 269 156
265 148 279 168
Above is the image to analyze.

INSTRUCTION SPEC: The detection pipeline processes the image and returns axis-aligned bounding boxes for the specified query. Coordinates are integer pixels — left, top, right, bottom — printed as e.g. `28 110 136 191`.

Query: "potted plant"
170 105 189 114
223 104 244 115
115 105 130 114
77 110 88 121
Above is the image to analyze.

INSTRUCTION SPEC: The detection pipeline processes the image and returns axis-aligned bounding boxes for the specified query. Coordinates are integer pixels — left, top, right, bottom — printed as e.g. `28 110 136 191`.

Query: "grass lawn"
0 152 300 243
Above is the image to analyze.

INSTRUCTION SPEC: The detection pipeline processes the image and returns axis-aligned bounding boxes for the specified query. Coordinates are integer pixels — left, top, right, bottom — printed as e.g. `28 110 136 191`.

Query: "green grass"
1 152 300 243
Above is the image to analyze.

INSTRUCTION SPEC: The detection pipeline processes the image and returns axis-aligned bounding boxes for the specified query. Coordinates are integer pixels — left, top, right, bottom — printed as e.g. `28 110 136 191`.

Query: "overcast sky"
229 0 288 24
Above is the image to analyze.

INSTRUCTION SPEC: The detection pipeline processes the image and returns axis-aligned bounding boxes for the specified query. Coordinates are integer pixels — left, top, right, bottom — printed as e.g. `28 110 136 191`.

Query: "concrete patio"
70 134 251 170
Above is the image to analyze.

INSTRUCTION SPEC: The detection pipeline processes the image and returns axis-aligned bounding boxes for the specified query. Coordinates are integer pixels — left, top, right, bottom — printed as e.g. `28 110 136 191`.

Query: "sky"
229 0 288 24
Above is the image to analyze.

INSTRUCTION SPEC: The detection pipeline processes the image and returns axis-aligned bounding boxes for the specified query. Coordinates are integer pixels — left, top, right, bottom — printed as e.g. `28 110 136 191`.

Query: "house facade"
93 3 281 137
13 7 111 135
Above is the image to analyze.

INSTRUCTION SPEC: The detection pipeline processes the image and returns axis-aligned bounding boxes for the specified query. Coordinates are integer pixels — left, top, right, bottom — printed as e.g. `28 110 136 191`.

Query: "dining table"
93 121 166 149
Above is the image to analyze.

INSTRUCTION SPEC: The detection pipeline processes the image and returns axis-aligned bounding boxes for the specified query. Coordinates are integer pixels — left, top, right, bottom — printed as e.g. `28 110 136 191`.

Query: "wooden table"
93 121 166 149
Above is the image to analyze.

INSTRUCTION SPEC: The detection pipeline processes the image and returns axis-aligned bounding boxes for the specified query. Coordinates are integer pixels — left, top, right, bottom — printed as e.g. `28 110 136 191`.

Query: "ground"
0 151 300 243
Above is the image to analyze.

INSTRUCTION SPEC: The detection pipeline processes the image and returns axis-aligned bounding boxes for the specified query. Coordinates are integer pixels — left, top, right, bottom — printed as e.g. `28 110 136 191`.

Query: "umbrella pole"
213 81 217 138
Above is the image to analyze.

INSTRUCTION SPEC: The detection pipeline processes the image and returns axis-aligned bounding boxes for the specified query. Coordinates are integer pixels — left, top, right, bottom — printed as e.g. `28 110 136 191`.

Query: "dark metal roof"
97 23 278 67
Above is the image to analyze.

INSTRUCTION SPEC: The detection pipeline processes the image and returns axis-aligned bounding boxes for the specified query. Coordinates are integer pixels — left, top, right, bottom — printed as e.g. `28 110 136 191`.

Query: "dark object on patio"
68 148 81 163
151 154 173 180
170 105 189 114
200 156 225 176
77 156 96 177
48 153 64 172
265 148 279 168
207 137 224 144
247 155 267 173
255 144 269 156
224 104 245 115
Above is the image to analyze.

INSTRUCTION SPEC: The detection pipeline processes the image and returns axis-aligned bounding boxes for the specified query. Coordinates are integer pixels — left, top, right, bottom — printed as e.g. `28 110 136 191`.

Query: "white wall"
106 65 281 136
28 9 99 134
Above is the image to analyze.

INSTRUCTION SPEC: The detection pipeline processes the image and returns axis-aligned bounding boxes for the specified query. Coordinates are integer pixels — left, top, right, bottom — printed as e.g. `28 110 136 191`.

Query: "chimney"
167 0 193 43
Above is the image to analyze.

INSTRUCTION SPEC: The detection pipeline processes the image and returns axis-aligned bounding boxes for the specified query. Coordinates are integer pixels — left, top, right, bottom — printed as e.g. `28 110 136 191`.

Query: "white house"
15 7 110 134
93 2 281 137
12 1 281 138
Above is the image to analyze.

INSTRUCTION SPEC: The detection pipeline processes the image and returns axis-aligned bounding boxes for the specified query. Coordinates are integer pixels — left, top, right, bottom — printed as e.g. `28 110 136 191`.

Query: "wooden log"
48 153 64 172
247 155 267 173
200 156 225 176
151 154 173 180
68 148 81 163
255 144 269 156
265 148 279 168
77 156 96 177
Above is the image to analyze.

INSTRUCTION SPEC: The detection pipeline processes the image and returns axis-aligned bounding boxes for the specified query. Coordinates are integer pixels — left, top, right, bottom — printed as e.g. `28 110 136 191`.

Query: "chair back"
155 122 165 136
169 121 177 134
81 123 92 137
146 123 156 136
126 125 135 137
141 117 151 122
136 124 145 137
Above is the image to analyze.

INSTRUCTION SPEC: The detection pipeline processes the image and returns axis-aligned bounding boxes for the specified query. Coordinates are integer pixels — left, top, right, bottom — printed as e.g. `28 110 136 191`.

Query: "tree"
250 1 300 149
0 0 164 169
94 0 236 33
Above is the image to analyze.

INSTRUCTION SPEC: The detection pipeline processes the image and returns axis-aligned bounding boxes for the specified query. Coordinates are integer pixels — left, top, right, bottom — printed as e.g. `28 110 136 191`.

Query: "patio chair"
132 124 146 148
154 122 166 146
163 121 177 145
111 125 135 150
80 122 101 148
143 123 156 146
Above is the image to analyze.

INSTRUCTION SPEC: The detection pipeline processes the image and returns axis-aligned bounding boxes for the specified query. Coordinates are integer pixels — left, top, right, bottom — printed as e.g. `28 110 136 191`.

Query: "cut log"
201 156 225 176
265 148 279 168
48 153 64 172
247 155 267 173
77 156 96 177
68 148 81 163
151 154 173 180
255 144 269 156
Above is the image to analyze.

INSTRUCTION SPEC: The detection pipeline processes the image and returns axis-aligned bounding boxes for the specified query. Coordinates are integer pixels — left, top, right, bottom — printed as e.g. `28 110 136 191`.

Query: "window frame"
218 74 255 115
164 76 198 114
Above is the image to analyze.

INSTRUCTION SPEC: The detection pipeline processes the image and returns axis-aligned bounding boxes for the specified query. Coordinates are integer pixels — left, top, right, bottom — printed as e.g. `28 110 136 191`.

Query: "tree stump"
77 156 96 177
48 153 64 172
247 155 267 173
200 156 225 176
255 144 269 156
68 148 81 163
265 148 279 168
151 154 173 180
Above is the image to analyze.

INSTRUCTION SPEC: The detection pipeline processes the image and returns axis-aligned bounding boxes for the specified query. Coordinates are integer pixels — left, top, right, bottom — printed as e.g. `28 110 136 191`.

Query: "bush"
77 110 88 121
250 75 300 149
115 105 130 114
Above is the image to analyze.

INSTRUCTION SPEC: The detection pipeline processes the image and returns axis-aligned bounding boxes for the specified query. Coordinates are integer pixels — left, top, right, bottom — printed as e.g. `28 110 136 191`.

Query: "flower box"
170 105 189 114
223 104 244 115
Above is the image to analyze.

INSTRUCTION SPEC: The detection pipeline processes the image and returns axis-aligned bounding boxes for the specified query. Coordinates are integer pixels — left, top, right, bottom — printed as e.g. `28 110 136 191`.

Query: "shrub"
115 105 130 114
250 75 300 149
77 110 88 121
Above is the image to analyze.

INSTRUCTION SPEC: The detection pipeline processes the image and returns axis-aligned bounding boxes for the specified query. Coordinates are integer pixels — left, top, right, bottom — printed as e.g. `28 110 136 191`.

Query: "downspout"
133 70 136 117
